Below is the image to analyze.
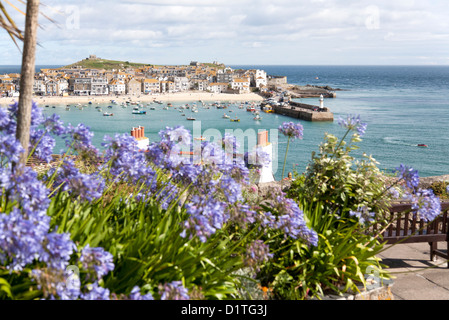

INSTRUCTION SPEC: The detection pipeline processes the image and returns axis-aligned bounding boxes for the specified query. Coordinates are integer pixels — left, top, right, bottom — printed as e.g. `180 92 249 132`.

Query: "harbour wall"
272 101 334 122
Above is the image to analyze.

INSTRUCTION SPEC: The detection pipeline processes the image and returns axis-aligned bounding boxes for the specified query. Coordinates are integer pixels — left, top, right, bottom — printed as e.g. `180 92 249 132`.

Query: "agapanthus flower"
408 188 441 222
80 244 115 280
7 101 45 130
244 147 271 169
274 197 318 246
4 166 50 220
180 195 228 243
162 125 192 146
395 164 420 190
30 128 56 163
349 206 376 225
338 114 368 137
197 141 226 165
278 122 304 140
159 281 190 300
0 208 48 271
39 231 76 270
43 113 66 136
244 240 273 271
81 282 110 300
128 286 154 300
259 189 318 247
50 159 105 202
227 203 257 228
32 268 80 300
64 123 98 156
0 135 24 165
0 107 11 130
222 133 240 154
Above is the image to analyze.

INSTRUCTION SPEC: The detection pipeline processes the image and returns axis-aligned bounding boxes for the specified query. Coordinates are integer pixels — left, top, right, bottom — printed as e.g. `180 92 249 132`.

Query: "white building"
109 79 126 95
172 77 190 92
231 77 251 93
254 69 268 88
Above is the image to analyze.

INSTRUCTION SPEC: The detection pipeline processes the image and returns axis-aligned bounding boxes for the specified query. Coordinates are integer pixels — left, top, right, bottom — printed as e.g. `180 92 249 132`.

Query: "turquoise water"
2 65 448 180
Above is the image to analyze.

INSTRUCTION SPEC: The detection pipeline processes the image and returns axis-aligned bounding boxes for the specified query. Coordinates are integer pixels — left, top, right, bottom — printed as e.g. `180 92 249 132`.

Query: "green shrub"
429 181 449 199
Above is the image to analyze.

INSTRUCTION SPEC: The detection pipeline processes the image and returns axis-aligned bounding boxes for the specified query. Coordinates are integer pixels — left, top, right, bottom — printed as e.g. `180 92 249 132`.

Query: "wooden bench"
374 202 449 267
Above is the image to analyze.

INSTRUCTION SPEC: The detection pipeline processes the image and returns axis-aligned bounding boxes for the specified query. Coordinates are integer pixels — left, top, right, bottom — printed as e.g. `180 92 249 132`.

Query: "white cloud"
1 0 449 65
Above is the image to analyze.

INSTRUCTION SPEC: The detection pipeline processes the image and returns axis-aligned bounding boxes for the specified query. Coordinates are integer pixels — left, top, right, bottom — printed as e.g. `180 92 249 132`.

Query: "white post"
256 131 275 183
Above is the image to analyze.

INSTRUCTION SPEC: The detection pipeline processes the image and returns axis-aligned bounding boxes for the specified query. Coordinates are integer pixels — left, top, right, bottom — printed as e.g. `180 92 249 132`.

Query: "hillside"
62 58 152 70
61 57 226 71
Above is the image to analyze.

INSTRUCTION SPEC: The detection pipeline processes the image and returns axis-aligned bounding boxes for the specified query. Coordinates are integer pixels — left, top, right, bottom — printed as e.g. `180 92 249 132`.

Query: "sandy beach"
0 91 264 107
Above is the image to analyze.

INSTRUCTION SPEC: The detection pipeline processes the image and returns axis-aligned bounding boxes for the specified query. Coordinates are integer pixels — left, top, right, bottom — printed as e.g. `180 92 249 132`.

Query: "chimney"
257 131 268 147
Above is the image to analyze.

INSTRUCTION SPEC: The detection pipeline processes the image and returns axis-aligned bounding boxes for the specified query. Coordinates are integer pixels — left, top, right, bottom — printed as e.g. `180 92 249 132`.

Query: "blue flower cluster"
395 164 442 222
159 281 190 300
338 114 368 137
0 103 153 300
49 159 105 202
1 102 324 299
244 240 273 271
278 122 304 140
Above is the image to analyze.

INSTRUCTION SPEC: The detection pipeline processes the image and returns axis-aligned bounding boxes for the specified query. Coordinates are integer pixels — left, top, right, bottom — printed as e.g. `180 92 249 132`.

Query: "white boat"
223 113 230 119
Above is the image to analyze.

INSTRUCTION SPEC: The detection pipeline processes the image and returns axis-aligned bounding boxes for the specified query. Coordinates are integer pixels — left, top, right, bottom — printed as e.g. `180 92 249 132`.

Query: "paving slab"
379 242 449 300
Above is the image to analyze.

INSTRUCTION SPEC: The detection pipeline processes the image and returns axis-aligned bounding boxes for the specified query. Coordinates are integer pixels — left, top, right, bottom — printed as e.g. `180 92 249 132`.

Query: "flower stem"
282 137 291 179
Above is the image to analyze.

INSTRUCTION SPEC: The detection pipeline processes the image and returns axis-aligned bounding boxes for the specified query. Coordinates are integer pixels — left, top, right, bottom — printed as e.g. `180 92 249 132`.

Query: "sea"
1 65 448 180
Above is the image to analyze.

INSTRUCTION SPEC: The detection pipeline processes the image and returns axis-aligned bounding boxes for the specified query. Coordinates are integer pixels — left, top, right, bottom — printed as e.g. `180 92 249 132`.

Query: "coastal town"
0 55 279 98
0 55 336 101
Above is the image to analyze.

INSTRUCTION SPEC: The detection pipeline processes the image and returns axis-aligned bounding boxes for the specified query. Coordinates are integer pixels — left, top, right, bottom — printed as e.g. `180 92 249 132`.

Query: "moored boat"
132 110 147 115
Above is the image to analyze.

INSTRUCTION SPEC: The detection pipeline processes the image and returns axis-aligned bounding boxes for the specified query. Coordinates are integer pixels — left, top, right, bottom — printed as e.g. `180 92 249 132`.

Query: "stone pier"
272 101 334 122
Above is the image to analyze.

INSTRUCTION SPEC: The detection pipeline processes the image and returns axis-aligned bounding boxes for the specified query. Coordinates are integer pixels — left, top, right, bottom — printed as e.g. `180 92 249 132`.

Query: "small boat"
107 105 113 109
187 117 196 121
132 110 147 115
418 144 428 148
230 118 240 122
103 112 114 117
223 114 230 119
254 115 262 121
246 107 256 112
194 136 206 141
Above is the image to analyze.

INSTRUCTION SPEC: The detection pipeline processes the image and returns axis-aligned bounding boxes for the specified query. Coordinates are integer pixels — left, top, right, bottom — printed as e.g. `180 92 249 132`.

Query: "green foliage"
288 132 393 218
429 181 449 199
259 129 394 299
257 200 389 300
47 183 249 299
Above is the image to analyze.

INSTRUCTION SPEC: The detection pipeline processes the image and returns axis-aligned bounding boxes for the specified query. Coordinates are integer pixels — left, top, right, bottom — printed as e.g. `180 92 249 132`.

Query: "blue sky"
1 0 448 66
